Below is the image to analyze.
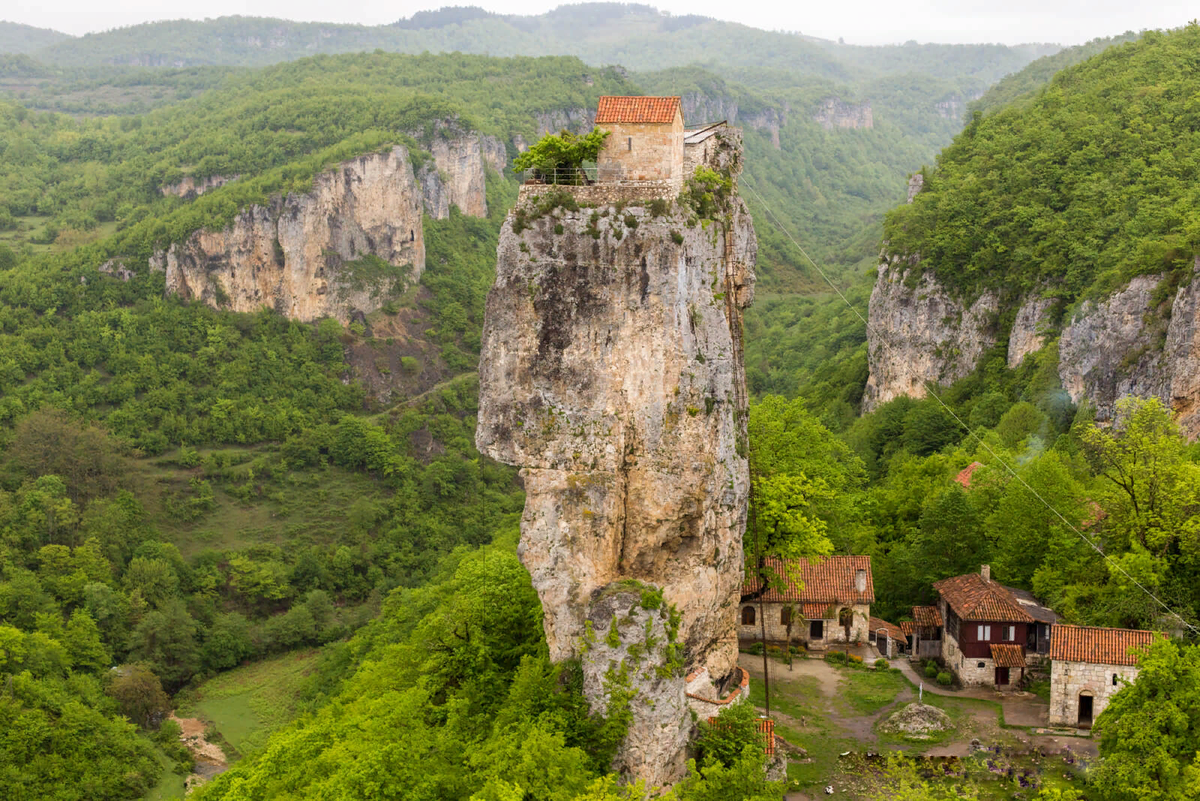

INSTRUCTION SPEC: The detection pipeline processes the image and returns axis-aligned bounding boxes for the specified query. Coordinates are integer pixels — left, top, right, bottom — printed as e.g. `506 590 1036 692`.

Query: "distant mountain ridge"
0 20 73 53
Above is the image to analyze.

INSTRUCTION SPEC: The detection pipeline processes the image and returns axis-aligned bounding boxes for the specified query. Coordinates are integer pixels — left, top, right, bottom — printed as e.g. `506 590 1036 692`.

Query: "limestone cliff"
476 139 755 783
863 259 998 413
419 124 507 219
160 174 240 199
1059 260 1200 436
866 253 1200 437
813 97 873 130
151 145 424 322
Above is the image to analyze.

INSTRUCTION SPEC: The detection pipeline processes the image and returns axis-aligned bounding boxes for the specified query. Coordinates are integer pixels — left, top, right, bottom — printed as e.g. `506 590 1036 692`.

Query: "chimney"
981 564 991 582
855 569 867 593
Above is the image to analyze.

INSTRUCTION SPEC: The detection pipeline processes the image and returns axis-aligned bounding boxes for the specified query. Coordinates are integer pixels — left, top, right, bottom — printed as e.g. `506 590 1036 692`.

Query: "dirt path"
170 713 229 780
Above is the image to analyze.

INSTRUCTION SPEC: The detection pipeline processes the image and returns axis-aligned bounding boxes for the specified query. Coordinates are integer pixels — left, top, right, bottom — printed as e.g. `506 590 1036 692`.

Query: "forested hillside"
2 9 1197 801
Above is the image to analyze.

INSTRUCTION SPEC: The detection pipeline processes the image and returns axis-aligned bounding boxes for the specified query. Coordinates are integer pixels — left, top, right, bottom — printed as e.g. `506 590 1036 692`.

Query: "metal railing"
520 165 627 185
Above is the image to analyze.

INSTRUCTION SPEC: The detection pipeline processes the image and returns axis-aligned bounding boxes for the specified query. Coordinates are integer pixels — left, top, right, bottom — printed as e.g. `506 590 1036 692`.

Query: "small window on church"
1113 673 1119 686
627 137 633 151
742 606 755 626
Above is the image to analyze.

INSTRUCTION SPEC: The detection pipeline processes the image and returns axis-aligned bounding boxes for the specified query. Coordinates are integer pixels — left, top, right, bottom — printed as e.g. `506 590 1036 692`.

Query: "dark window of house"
1113 673 1119 686
627 137 633 151
781 607 792 626
741 606 755 626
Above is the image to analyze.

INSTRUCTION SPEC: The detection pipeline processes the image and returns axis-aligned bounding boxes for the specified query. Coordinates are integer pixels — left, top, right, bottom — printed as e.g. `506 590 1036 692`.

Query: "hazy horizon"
3 0 1196 48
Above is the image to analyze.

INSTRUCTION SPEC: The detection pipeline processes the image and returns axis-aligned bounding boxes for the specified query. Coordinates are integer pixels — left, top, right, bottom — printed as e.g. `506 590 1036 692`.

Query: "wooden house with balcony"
932 565 1057 687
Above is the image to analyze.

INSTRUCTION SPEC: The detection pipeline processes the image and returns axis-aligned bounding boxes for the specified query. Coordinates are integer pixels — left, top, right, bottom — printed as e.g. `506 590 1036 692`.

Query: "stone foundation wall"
1049 660 1139 726
942 633 996 685
517 180 679 205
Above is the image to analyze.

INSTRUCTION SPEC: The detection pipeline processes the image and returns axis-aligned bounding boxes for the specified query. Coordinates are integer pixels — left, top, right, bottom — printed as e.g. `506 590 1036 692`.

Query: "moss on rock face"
580 582 692 785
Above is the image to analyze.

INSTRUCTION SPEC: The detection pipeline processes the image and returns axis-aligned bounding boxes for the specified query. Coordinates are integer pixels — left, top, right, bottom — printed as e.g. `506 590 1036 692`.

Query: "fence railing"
520 165 627 185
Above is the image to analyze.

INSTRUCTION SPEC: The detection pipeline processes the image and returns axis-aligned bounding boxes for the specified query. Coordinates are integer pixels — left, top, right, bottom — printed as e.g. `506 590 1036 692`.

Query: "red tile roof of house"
933 573 1033 623
743 555 874 605
1049 624 1161 666
990 643 1027 668
899 621 914 636
870 616 907 641
955 461 984 488
595 95 682 124
913 605 943 627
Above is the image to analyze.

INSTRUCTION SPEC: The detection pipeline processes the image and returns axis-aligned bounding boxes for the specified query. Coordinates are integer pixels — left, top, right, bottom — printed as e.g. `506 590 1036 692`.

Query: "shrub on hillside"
936 672 953 686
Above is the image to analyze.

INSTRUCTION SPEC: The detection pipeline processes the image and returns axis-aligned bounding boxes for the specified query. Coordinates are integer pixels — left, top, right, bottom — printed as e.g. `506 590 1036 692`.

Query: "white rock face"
1060 260 1200 436
477 198 755 683
152 146 424 322
863 260 998 412
476 181 756 785
1008 294 1056 368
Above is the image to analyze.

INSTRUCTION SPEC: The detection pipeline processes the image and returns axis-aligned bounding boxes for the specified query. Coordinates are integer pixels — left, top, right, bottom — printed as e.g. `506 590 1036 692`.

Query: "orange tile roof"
899 621 915 636
933 573 1033 623
913 605 943 627
990 643 1027 668
1049 624 1161 666
595 95 682 124
955 461 984 488
870 616 907 641
743 555 874 605
802 601 837 620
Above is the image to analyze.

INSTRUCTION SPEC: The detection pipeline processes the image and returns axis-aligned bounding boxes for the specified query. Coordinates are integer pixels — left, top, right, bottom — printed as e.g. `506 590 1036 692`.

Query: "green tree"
513 129 609 184
106 663 172 729
1093 639 1200 800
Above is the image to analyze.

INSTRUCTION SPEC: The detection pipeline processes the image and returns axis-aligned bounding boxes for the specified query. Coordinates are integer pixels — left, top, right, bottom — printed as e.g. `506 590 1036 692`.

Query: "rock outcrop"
866 254 1200 438
1058 260 1200 436
152 145 424 322
582 584 691 787
863 259 998 412
476 134 755 784
813 97 873 130
1007 294 1056 369
160 174 240 199
420 125 507 219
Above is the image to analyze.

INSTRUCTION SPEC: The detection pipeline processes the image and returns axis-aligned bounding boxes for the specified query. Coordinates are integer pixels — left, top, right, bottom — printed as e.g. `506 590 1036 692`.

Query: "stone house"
739 555 873 650
1048 624 1159 728
932 565 1057 687
594 95 685 189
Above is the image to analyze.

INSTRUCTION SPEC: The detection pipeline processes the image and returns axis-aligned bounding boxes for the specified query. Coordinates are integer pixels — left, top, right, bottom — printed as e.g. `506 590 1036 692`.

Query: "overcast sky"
5 0 1197 46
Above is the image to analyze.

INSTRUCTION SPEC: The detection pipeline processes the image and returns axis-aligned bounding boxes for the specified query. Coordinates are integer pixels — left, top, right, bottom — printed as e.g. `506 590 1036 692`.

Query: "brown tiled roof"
1049 624 1160 666
899 621 915 636
913 605 943 627
595 95 682 124
990 643 1027 668
933 573 1033 623
743 555 874 605
870 616 906 641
